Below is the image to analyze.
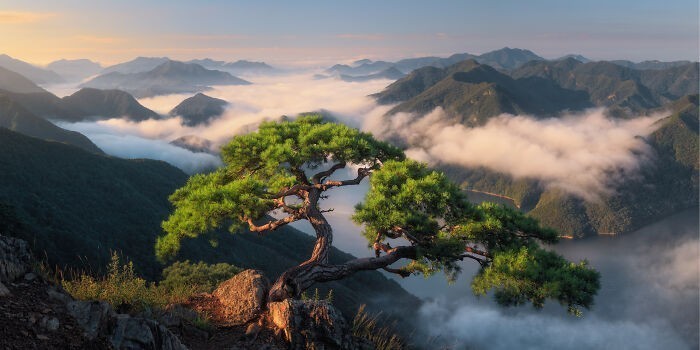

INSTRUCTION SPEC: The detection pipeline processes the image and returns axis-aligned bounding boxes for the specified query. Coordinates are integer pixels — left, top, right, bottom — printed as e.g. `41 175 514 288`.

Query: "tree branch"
266 184 311 199
290 166 311 186
383 266 411 278
247 214 302 234
311 162 346 184
465 246 491 258
313 167 371 190
460 253 488 266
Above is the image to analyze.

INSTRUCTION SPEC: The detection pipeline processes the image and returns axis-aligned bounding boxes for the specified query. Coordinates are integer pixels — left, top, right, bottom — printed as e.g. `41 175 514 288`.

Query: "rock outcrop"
0 236 378 350
268 299 360 350
0 234 32 283
0 235 187 350
64 298 188 349
212 269 269 326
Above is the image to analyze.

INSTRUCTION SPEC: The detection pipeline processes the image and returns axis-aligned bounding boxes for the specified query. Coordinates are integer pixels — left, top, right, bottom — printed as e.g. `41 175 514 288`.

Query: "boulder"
268 299 357 350
66 300 115 340
0 235 32 282
66 300 188 349
110 314 187 350
212 269 269 326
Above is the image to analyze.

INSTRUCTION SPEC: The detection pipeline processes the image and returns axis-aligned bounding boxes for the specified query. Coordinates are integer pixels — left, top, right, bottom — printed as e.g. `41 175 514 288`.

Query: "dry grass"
61 253 238 314
352 304 406 350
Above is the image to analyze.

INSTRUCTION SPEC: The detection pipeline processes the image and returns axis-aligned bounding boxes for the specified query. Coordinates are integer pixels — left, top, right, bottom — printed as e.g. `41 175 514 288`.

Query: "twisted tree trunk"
268 188 416 302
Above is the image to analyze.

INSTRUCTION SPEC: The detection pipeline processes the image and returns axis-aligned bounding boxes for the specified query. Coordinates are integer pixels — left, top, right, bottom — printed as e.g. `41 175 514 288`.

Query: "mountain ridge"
83 60 251 98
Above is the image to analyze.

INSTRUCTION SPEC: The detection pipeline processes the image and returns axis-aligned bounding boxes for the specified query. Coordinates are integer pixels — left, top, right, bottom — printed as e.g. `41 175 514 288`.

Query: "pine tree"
156 116 599 314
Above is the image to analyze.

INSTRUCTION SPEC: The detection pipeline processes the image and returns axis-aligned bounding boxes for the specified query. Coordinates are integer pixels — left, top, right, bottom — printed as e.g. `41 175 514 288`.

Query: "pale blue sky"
1 0 698 65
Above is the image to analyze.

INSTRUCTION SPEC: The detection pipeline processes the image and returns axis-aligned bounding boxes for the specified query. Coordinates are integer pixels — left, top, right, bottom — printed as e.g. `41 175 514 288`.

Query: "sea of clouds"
57 73 664 199
51 71 698 349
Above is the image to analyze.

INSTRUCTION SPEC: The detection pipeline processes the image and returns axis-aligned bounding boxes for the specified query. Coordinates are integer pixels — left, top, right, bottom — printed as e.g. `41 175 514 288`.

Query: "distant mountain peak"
170 135 215 154
0 54 64 84
61 87 160 122
83 60 250 98
169 92 229 126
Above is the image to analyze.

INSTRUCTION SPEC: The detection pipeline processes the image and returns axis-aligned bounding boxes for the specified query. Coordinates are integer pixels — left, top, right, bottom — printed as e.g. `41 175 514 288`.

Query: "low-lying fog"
305 168 699 349
53 74 698 349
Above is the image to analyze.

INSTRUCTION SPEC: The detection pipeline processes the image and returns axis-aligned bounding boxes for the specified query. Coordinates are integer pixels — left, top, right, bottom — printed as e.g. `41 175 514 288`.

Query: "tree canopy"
157 115 599 314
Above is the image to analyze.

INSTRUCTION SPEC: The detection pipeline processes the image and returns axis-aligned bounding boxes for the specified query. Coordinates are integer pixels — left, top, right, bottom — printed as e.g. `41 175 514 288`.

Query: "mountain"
326 61 394 76
222 60 276 74
609 60 694 70
0 67 161 122
170 135 215 153
378 59 591 126
101 56 170 74
327 48 543 76
557 54 592 63
512 59 699 112
0 66 49 94
0 128 419 320
83 60 251 98
443 95 699 237
393 56 443 72
61 88 160 122
46 59 102 82
0 54 64 84
376 58 699 124
169 92 228 126
465 47 544 70
186 58 227 69
186 59 277 74
0 94 102 153
339 67 406 82
430 47 545 70
371 66 448 104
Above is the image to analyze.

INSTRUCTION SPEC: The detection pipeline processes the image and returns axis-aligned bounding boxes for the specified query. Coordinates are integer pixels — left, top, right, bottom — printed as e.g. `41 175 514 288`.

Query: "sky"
1 0 698 66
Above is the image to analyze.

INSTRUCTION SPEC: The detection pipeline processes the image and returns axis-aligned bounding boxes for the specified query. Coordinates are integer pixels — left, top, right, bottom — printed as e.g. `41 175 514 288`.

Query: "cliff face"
0 237 379 350
0 235 185 349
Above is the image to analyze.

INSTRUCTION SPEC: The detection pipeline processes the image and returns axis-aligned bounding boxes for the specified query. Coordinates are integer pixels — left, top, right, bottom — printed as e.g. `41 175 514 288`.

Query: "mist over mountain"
0 67 159 122
82 60 251 98
339 67 406 82
375 57 698 125
326 60 395 76
1 43 697 348
0 126 419 322
370 95 698 237
0 66 49 94
61 88 160 122
169 134 215 153
185 59 277 75
0 54 64 85
377 59 592 126
46 59 103 82
169 92 229 126
0 94 102 153
186 58 226 69
223 60 276 74
512 58 699 112
329 47 545 76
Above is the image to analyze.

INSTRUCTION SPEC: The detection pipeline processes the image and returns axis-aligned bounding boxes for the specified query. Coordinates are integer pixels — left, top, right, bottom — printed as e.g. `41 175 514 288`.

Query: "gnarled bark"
267 187 417 302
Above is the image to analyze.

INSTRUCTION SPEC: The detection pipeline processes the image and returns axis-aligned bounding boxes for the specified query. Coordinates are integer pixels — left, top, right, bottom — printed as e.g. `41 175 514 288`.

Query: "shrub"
62 253 241 313
160 260 241 294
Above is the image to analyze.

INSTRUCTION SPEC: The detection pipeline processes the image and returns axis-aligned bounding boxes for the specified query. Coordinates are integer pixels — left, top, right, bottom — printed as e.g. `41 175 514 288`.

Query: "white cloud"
364 107 664 200
419 299 688 350
56 121 222 174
